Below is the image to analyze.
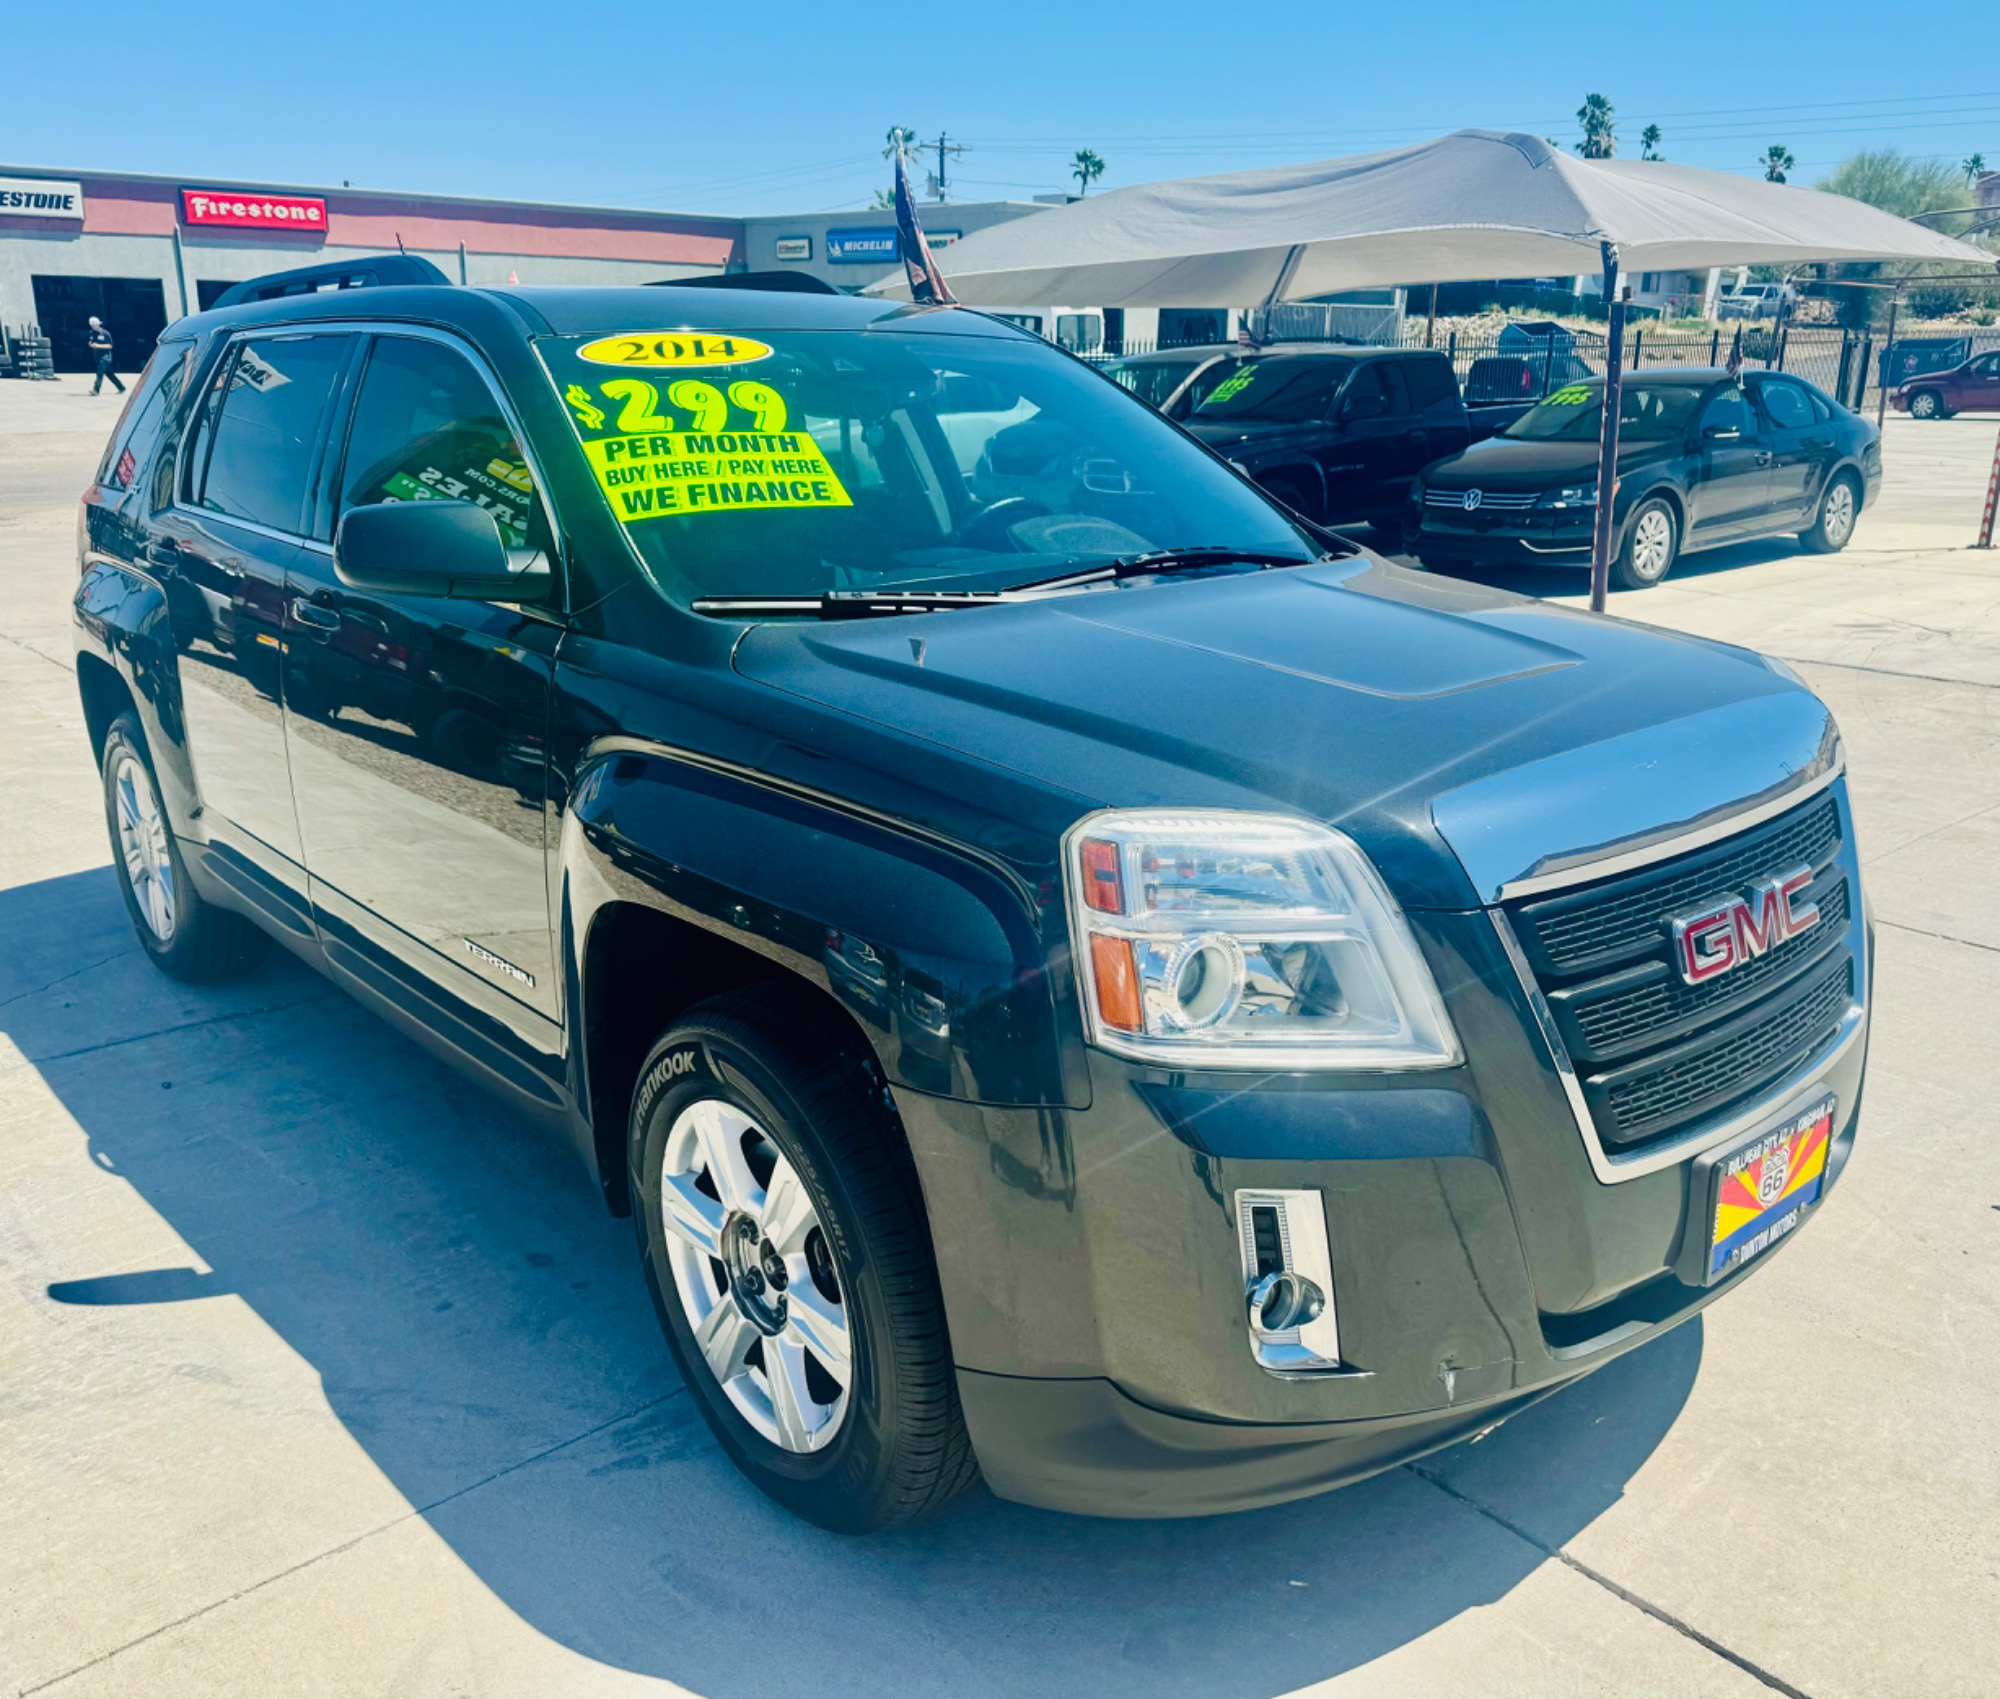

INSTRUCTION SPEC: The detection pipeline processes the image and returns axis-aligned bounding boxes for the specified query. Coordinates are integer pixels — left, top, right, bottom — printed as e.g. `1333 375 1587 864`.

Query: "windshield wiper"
1002 546 1323 596
692 589 1017 620
690 547 1330 621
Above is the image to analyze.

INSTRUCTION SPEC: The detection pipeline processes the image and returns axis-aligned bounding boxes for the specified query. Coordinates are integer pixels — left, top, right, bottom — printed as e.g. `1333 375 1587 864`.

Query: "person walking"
87 317 123 396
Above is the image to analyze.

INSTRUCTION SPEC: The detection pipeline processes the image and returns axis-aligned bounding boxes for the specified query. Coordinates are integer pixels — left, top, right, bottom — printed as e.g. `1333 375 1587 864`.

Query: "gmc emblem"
1669 866 1820 985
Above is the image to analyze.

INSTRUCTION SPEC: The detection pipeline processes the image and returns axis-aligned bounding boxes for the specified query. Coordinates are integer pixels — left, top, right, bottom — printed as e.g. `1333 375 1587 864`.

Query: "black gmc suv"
76 279 1870 1532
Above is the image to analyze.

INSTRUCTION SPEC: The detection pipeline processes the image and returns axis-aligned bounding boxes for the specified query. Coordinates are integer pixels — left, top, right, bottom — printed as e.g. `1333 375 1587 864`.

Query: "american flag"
895 153 957 307
1725 326 1744 379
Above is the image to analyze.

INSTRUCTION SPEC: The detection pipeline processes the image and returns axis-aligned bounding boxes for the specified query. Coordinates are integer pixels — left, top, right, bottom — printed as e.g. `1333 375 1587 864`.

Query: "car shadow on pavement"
11 868 1701 1699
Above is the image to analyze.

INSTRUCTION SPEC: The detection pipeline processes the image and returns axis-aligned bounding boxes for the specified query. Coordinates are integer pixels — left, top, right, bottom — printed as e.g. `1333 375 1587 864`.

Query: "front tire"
101 713 271 982
1611 497 1679 589
1799 471 1860 554
631 987 977 1532
1906 389 1946 421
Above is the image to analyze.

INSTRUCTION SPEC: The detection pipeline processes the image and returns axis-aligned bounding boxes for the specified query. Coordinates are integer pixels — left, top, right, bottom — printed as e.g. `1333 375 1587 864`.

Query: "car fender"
73 554 199 826
560 739 1085 1115
1248 456 1328 517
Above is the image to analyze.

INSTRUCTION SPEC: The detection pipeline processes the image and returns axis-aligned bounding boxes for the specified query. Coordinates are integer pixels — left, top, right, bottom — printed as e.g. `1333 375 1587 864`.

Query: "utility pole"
923 133 966 202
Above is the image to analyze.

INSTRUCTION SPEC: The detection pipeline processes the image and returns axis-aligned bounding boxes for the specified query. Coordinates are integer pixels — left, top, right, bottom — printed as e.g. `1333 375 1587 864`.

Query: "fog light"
1235 1188 1341 1373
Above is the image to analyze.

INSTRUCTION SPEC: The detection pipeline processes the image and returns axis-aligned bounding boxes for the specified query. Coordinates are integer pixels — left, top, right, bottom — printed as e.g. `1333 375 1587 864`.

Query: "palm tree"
1576 94 1616 159
1762 144 1795 184
1640 124 1663 162
883 125 918 162
1967 153 1988 185
1071 148 1107 196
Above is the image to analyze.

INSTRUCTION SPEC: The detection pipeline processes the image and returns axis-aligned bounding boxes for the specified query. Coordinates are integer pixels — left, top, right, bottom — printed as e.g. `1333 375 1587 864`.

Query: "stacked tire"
11 332 57 381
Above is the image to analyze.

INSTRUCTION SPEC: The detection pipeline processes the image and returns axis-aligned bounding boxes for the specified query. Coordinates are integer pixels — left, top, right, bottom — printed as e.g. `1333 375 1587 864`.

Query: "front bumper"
901 818 1869 1517
1409 506 1597 567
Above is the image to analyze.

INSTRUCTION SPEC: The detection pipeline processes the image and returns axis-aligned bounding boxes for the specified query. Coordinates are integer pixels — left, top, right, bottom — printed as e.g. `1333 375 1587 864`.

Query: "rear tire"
630 986 977 1532
1907 389 1946 420
1799 471 1860 555
101 712 270 982
1610 498 1679 590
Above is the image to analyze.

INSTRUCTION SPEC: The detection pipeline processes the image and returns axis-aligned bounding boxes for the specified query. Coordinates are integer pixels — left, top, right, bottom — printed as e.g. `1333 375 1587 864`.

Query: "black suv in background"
1178 348 1472 539
77 277 1870 1532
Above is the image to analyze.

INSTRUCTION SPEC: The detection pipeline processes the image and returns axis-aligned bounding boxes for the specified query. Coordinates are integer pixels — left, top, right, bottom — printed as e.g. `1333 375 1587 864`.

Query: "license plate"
1707 1095 1833 1282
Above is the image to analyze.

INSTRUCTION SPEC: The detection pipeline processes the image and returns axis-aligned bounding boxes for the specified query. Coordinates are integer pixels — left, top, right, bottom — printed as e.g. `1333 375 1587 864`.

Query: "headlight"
1536 483 1597 509
1064 810 1460 1069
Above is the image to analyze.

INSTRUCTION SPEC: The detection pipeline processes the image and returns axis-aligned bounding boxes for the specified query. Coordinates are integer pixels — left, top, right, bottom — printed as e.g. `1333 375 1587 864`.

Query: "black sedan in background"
1408 369 1881 589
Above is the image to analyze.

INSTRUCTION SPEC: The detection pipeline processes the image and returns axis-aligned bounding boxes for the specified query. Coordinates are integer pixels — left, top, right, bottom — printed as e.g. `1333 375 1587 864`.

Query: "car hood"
1424 434 1670 492
731 557 1829 910
1182 418 1330 454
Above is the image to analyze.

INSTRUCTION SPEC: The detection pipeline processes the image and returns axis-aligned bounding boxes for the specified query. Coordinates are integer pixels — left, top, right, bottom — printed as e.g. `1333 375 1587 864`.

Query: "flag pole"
894 151 957 307
1589 241 1626 614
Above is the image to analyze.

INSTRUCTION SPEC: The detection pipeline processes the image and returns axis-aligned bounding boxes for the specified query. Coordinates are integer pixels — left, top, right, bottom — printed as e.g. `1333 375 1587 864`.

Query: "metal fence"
1081 318 2000 410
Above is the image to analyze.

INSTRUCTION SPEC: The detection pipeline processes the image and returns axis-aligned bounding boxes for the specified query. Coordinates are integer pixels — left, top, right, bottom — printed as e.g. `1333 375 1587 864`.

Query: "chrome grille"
1503 791 1855 1156
1424 488 1539 510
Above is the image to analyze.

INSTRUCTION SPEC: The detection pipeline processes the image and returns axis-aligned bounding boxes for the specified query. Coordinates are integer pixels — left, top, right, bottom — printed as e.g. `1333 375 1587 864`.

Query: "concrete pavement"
1 375 1996 1697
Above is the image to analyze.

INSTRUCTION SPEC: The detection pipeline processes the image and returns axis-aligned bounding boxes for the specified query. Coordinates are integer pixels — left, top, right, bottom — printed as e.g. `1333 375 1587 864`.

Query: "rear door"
154 331 353 911
283 328 565 1071
1321 361 1403 523
1750 376 1828 527
1686 382 1770 540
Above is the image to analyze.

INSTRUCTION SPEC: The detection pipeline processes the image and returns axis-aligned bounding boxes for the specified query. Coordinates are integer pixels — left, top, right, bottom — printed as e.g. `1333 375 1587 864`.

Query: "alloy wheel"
1822 479 1856 546
657 1097 851 1453
1909 391 1940 419
1632 507 1675 579
113 754 176 943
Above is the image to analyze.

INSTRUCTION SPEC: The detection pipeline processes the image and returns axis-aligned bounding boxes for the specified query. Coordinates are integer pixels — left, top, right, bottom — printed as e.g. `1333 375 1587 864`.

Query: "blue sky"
6 0 1995 214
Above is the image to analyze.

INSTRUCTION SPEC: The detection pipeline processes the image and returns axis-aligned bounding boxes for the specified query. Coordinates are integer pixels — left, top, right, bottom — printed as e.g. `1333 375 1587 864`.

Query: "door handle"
290 597 342 632
145 538 181 565
1753 452 1773 467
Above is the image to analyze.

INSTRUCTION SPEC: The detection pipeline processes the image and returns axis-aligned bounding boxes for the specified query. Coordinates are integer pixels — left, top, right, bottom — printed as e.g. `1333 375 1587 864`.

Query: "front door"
155 331 353 901
1686 382 1770 540
283 330 563 1055
1958 352 2000 412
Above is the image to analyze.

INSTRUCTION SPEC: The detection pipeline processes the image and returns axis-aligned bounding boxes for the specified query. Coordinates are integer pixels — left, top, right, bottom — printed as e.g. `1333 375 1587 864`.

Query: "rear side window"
1402 356 1459 411
1758 380 1815 430
334 335 541 549
188 335 350 533
98 341 193 492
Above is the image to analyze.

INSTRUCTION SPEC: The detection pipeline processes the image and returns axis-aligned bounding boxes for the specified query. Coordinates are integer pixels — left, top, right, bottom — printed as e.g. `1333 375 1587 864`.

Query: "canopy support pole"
1589 242 1625 614
1248 245 1306 345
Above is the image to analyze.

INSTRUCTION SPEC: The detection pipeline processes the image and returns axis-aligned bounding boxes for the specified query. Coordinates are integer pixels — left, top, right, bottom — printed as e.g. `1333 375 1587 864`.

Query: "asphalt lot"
2 374 1996 1698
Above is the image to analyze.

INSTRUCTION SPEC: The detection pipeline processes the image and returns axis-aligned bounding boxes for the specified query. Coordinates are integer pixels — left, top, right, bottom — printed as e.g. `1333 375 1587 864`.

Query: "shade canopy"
869 130 1994 307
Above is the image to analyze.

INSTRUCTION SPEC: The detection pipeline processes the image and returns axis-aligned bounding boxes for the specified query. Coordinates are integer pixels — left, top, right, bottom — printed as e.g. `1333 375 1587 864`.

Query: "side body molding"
559 739 1088 1121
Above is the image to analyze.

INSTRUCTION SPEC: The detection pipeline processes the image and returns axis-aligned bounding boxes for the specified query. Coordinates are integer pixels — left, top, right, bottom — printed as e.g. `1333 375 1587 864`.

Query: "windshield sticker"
1544 384 1596 406
1204 366 1258 407
563 374 852 523
577 332 774 369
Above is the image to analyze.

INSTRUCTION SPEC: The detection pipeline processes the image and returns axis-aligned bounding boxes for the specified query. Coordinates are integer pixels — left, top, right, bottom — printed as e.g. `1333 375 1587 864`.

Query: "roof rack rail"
651 270 839 296
205 254 450 311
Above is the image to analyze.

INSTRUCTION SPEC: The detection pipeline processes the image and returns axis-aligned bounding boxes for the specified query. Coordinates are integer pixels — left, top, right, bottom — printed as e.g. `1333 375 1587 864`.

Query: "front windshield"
1190 357 1353 423
1103 355 1204 409
1501 379 1707 444
536 325 1313 599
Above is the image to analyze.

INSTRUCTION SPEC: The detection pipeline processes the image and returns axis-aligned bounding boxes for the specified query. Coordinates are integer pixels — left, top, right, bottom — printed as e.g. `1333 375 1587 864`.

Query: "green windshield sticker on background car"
1544 384 1595 406
561 371 853 523
1204 366 1258 407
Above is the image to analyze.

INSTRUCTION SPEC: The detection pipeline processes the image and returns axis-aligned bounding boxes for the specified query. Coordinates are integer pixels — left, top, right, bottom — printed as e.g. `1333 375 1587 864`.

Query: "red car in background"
1891 349 2000 418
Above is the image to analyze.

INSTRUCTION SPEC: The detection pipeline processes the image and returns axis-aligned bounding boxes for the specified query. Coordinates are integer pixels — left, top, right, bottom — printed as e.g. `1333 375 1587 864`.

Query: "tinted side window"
1701 386 1755 438
1402 356 1458 411
1339 363 1389 419
1807 389 1833 422
194 336 349 532
336 336 541 550
99 341 193 492
1759 381 1814 430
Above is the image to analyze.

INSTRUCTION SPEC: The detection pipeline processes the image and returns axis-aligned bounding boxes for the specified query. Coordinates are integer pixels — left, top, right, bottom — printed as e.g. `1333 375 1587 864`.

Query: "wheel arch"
559 742 1087 1215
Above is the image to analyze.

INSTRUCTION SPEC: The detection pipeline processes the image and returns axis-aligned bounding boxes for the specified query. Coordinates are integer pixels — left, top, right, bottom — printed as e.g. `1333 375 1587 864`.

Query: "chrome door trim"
1490 907 1866 1185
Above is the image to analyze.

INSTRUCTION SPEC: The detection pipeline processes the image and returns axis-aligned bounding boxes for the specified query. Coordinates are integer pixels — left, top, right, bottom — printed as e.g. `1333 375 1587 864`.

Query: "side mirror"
1342 391 1388 422
1701 423 1742 444
334 500 550 601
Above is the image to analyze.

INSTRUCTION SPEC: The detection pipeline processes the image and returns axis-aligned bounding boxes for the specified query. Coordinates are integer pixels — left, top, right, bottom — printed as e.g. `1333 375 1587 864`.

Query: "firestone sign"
0 176 84 219
180 189 328 230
